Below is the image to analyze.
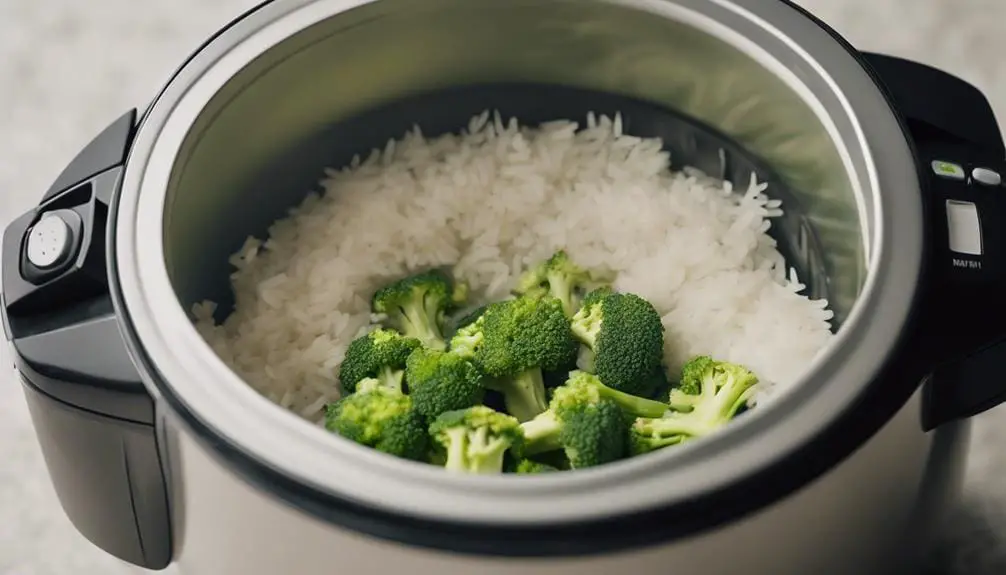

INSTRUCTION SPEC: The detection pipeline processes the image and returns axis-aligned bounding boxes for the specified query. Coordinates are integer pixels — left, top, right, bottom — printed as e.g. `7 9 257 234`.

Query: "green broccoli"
513 459 559 474
429 406 523 474
629 356 759 455
571 290 666 397
562 370 669 417
474 294 579 422
324 380 428 461
450 319 484 362
371 270 465 350
338 328 421 394
448 302 504 361
405 348 485 419
581 285 614 304
515 250 597 317
519 374 631 469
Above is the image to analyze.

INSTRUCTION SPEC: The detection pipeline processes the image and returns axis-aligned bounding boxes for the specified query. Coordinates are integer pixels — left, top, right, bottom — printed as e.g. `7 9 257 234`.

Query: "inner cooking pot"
177 83 835 321
163 0 862 324
116 0 929 526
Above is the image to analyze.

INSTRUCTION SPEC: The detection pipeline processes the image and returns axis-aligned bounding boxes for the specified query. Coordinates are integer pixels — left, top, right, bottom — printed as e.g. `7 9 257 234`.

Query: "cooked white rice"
192 110 835 425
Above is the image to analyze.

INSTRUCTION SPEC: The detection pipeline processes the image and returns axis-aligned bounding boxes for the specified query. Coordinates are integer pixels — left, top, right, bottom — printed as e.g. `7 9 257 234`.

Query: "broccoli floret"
474 295 578 422
371 270 463 350
519 375 630 469
448 302 504 361
450 319 484 362
513 459 559 474
571 290 665 397
629 356 759 455
563 370 669 418
338 328 421 394
515 251 598 318
667 355 712 409
405 348 485 419
324 382 428 461
429 406 523 474
484 369 549 424
580 286 614 307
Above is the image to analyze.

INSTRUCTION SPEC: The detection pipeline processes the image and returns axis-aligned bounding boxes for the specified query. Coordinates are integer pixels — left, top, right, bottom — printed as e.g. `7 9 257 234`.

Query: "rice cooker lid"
110 0 923 546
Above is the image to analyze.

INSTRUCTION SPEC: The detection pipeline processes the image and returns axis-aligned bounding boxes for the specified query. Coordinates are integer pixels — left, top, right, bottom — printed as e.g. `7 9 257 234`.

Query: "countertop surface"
1 1 1005 573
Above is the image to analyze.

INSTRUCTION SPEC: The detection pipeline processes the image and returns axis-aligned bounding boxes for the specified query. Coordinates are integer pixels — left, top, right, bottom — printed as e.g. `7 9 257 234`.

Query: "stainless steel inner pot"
113 0 923 526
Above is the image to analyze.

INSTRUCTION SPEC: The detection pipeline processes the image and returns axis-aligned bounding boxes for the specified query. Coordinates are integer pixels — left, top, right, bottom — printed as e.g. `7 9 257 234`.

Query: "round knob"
26 214 73 269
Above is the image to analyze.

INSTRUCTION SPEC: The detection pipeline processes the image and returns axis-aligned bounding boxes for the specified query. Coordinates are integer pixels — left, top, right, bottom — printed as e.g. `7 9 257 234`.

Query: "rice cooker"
5 0 1006 573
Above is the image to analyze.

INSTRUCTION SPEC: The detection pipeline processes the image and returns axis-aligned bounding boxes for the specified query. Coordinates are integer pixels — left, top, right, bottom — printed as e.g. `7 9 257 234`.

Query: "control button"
946 200 983 256
972 167 1002 186
932 160 966 180
25 214 72 269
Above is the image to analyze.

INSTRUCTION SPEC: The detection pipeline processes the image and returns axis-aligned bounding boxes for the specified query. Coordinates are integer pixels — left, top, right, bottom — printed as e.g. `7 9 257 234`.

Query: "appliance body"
162 389 966 575
4 1 1006 574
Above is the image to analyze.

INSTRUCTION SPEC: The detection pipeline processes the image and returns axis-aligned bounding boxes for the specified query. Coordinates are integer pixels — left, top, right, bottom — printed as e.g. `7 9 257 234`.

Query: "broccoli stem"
495 369 549 422
596 385 669 419
520 411 563 455
668 388 701 411
635 411 718 438
471 450 508 474
467 427 510 474
376 366 405 393
716 377 758 420
547 271 577 317
442 427 470 473
630 429 688 455
569 306 602 348
399 300 447 350
576 346 595 373
640 379 758 438
441 426 512 474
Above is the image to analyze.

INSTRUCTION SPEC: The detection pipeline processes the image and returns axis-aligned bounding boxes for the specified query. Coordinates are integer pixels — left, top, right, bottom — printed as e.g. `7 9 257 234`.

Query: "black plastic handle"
863 53 1006 431
0 110 172 569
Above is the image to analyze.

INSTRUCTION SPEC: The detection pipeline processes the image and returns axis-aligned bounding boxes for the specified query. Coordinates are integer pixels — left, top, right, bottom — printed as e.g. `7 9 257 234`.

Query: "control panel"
931 158 1001 262
916 142 1006 430
925 151 1005 282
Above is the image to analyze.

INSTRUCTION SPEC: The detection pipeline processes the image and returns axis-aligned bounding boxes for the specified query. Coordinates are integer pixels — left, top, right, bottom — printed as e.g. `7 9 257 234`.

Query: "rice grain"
193 111 834 422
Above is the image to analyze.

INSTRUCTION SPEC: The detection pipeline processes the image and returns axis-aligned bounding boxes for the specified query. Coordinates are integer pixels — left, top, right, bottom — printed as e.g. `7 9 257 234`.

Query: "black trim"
859 53 1004 157
42 110 137 203
17 371 172 569
101 0 949 558
857 52 1006 428
13 347 154 425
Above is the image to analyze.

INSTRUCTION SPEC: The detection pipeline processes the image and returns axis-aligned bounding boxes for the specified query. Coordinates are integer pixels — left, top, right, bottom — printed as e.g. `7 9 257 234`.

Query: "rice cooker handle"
0 110 172 569
863 53 1006 430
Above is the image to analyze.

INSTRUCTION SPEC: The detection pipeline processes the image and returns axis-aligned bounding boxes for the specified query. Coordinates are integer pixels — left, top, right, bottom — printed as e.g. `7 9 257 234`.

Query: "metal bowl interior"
116 0 923 525
164 0 866 324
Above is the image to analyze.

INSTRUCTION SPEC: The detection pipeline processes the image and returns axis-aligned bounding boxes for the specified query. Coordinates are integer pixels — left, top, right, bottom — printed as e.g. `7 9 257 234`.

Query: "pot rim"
112 0 924 528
